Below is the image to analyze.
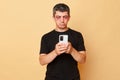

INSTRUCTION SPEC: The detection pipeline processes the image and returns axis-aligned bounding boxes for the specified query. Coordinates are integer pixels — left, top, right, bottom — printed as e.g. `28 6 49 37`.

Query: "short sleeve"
77 33 86 51
39 35 49 54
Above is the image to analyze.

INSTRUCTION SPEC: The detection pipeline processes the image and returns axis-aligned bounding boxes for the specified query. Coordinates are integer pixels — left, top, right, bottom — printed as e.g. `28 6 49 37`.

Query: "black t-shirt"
40 28 86 80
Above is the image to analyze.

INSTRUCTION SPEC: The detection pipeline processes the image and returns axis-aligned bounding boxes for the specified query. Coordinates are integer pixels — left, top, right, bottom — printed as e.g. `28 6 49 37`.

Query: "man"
39 3 86 80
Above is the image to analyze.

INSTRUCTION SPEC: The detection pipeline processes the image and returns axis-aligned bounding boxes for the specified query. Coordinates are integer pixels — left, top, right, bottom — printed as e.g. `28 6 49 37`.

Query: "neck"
55 27 69 32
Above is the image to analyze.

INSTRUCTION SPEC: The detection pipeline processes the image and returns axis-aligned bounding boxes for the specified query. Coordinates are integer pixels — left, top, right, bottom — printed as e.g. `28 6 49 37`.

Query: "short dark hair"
53 3 70 16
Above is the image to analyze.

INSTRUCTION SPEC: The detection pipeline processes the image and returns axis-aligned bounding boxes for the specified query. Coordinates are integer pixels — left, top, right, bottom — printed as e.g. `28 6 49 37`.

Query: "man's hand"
66 42 73 54
55 42 73 55
55 43 68 55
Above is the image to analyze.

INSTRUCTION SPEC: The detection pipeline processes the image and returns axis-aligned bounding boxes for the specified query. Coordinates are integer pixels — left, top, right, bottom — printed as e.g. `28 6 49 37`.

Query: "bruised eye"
63 16 69 19
55 16 61 19
55 16 69 20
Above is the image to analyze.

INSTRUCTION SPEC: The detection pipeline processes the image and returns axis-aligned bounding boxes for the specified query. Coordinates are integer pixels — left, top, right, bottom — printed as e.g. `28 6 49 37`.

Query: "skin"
39 11 86 65
53 11 70 32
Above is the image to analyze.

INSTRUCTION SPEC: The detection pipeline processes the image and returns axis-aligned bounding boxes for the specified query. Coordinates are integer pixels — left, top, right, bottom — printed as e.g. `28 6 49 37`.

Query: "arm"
39 50 57 66
66 42 86 64
39 43 68 66
71 49 86 64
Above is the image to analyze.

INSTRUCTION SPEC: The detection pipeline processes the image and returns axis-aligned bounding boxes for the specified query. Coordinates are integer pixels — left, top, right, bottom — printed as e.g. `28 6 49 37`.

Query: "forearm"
71 48 86 64
39 50 57 66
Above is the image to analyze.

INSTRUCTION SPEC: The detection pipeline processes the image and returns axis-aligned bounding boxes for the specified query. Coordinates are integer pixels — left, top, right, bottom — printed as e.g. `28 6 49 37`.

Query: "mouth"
60 23 65 26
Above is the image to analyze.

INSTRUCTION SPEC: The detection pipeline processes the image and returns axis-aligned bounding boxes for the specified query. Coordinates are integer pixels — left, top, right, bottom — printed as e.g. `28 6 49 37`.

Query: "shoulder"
69 28 83 36
41 30 55 38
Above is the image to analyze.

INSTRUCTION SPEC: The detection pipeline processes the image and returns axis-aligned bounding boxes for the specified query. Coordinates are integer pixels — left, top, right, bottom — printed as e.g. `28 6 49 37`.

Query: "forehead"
55 11 69 16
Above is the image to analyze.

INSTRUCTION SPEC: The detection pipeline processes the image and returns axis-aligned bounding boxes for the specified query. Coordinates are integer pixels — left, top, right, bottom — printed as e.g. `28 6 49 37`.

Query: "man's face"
53 11 70 29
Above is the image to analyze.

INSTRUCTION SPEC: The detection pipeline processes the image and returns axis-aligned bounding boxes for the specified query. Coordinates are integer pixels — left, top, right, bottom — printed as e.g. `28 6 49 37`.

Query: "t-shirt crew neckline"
53 28 70 34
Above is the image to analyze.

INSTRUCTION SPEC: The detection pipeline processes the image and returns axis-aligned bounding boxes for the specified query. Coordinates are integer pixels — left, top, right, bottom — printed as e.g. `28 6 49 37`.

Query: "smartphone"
59 35 68 43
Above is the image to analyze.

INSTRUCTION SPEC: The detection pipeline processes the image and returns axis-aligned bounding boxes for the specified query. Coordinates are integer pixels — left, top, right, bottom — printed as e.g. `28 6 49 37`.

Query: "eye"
55 16 61 19
63 16 69 19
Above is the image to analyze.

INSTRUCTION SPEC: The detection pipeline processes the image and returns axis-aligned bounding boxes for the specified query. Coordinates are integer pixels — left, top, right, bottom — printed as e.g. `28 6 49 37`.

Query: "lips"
60 23 65 26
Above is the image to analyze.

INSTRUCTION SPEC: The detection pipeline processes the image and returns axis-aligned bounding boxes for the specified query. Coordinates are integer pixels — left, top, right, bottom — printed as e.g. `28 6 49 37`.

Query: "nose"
60 17 64 23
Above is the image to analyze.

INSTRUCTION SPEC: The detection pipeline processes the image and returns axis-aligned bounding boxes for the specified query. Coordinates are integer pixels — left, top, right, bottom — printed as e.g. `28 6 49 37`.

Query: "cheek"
64 18 69 23
54 18 60 25
54 19 58 23
64 20 69 24
55 20 60 25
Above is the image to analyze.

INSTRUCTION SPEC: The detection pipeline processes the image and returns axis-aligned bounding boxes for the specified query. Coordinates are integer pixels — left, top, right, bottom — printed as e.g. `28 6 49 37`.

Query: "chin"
59 27 66 29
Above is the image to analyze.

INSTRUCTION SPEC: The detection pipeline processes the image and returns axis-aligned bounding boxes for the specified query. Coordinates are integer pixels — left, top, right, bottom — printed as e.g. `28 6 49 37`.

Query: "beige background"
0 0 120 80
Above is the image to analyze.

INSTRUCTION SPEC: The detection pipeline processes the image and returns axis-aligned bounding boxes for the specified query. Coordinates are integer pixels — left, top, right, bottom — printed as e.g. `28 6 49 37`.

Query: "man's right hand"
55 42 68 55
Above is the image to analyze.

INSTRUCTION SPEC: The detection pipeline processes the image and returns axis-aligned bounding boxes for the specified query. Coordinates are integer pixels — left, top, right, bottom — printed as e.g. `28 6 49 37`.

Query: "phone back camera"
60 36 63 41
